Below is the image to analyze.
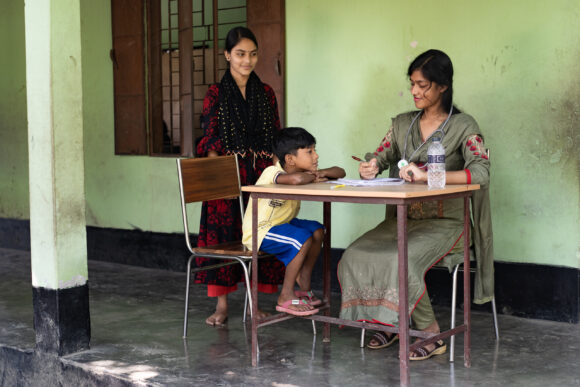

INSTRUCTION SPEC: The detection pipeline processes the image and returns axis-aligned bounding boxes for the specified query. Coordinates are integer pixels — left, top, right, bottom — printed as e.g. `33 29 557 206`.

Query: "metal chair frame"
449 262 499 361
177 155 271 338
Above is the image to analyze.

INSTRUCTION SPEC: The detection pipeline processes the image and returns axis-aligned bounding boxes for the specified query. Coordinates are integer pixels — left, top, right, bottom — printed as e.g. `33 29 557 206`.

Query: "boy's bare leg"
296 228 324 291
278 238 313 312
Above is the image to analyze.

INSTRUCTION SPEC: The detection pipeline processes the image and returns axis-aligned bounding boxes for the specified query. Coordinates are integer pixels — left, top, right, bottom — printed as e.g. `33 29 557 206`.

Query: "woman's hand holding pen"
359 158 379 180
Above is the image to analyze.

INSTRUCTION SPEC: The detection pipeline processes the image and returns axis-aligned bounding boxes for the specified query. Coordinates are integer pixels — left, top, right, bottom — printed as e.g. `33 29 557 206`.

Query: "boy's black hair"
273 127 316 167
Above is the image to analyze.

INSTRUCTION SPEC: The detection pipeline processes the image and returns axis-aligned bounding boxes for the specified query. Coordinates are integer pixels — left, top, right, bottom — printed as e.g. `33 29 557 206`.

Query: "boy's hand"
314 177 329 183
277 171 317 185
304 171 328 183
316 166 346 181
277 167 345 185
311 170 329 183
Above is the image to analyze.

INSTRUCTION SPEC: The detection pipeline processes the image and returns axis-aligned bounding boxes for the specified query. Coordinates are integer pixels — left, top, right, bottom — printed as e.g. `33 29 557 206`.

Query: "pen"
351 155 363 162
330 184 346 189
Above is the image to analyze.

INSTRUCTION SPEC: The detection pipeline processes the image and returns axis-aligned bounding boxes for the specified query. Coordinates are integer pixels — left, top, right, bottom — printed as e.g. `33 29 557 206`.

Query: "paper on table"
328 178 405 186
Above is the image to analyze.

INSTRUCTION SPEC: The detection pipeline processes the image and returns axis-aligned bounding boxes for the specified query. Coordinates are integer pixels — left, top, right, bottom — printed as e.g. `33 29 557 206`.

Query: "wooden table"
243 182 480 386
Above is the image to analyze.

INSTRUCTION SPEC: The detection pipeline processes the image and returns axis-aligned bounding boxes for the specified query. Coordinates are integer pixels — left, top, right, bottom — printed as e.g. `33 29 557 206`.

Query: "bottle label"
428 154 445 164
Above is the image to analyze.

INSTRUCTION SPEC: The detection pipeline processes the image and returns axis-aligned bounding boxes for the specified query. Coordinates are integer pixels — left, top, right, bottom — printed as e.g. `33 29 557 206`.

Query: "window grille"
159 0 247 155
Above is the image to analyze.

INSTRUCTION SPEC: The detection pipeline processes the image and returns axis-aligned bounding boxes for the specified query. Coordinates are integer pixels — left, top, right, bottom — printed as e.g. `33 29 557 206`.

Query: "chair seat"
178 156 272 336
194 241 270 257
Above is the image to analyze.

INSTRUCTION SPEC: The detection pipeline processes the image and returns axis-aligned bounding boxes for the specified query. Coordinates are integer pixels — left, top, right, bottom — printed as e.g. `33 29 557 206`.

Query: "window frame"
110 0 285 157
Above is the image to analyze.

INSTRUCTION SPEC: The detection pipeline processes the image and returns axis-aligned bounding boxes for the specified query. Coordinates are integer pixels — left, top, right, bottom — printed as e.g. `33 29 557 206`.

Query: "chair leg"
491 296 499 340
243 261 251 323
243 289 249 323
244 261 254 322
183 255 195 338
239 260 253 320
449 264 460 362
312 320 317 335
360 328 366 348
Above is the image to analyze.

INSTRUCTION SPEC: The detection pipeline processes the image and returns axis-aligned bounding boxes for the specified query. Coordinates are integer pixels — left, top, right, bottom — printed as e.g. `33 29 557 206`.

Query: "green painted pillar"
24 0 90 355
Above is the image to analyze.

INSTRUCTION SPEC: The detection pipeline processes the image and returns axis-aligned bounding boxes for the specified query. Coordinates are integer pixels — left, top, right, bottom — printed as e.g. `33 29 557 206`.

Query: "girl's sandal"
367 331 399 350
409 340 447 361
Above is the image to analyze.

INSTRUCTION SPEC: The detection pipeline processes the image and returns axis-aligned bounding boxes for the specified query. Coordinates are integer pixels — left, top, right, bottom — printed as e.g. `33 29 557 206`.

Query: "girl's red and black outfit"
195 70 285 297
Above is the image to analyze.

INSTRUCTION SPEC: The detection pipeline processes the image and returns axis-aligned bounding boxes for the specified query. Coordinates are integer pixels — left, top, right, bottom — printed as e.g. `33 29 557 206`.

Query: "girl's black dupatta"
217 70 276 158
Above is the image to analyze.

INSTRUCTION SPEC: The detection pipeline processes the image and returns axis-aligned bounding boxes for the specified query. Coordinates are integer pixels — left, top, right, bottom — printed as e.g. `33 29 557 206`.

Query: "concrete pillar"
24 0 90 355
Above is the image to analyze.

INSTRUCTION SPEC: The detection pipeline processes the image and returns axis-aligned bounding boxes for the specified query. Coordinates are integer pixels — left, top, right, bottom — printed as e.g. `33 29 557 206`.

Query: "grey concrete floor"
1 247 580 386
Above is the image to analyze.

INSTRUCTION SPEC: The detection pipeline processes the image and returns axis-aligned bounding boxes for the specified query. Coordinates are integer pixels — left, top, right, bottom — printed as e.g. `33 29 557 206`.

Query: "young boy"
242 127 345 316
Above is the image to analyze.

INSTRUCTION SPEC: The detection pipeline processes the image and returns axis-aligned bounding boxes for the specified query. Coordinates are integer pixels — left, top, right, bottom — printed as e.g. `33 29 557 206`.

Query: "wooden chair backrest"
178 155 241 204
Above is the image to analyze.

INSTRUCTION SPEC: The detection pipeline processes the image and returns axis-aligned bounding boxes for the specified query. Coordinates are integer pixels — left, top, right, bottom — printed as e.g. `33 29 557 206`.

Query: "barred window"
110 0 285 157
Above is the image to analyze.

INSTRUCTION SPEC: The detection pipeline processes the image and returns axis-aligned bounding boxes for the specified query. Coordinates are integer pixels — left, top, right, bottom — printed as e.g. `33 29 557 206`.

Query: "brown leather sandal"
409 340 447 361
367 331 399 350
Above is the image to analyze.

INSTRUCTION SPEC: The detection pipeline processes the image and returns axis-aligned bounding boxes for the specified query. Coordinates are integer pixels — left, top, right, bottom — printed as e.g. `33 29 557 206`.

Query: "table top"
242 182 480 199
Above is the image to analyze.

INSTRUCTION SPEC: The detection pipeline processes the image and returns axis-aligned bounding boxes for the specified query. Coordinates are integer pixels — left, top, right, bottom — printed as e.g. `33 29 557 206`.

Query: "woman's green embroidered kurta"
338 111 494 326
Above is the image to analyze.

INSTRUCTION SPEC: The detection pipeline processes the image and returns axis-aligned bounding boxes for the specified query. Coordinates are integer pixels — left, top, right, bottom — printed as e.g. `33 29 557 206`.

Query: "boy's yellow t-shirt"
242 162 301 250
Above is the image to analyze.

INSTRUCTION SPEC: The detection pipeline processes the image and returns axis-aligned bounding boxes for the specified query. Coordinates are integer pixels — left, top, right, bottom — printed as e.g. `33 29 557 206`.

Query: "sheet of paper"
328 178 405 186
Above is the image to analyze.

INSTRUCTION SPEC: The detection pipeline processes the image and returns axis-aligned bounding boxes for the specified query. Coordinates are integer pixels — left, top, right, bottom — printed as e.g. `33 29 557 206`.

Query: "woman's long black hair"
407 49 460 114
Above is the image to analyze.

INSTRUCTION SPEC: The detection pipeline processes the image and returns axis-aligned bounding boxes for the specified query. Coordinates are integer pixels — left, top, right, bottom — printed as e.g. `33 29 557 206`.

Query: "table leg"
251 194 259 367
463 195 471 367
397 204 410 387
323 202 331 342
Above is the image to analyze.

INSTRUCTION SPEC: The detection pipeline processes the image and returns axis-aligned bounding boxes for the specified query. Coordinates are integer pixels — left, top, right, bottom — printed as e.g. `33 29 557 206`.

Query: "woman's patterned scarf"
217 70 276 157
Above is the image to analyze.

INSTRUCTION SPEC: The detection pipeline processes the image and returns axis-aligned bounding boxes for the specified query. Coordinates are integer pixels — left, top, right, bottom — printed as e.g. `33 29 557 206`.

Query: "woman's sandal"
367 331 399 350
294 290 323 306
409 340 447 361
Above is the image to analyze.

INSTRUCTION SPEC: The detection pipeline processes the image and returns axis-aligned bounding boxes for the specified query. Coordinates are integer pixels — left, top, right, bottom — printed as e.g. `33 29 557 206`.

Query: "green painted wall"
0 0 578 268
0 0 28 219
80 0 193 233
285 0 580 267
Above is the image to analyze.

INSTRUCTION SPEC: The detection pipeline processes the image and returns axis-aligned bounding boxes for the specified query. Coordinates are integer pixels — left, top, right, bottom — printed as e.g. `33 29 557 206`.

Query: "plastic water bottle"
427 137 446 188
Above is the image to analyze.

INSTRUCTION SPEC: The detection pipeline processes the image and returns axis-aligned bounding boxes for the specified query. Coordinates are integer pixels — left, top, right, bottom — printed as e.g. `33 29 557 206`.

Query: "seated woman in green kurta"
338 49 494 361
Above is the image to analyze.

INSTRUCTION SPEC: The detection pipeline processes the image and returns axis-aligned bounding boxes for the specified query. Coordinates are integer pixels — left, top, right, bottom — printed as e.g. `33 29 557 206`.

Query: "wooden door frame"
247 0 286 126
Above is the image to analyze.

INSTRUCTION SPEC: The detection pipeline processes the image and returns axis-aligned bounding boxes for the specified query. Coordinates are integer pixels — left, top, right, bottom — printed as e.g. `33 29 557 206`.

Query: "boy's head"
273 127 317 169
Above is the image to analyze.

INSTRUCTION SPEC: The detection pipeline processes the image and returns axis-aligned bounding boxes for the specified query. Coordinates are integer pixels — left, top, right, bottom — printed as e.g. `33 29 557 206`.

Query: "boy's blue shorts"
260 218 324 266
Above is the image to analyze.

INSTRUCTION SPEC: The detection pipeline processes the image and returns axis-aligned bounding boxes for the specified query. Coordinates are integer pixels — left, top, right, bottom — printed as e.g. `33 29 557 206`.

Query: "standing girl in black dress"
196 26 285 326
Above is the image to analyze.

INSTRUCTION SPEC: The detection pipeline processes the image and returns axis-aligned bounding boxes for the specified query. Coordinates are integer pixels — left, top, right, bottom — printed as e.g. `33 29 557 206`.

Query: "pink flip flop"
294 290 323 306
275 299 320 316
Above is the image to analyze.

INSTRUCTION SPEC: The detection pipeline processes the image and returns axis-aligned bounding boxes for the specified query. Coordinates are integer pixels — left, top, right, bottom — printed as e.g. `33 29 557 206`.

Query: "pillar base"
32 284 90 356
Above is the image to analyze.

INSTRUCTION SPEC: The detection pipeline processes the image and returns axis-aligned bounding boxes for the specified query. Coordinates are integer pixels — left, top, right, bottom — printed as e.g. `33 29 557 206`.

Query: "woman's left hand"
399 163 427 183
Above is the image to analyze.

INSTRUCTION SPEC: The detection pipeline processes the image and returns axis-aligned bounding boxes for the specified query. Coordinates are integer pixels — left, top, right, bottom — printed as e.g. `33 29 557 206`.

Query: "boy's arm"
317 166 346 180
275 171 317 185
274 167 346 185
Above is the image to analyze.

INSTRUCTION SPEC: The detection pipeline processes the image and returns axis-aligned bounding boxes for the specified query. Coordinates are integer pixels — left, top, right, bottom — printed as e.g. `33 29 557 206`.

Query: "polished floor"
1 247 580 386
